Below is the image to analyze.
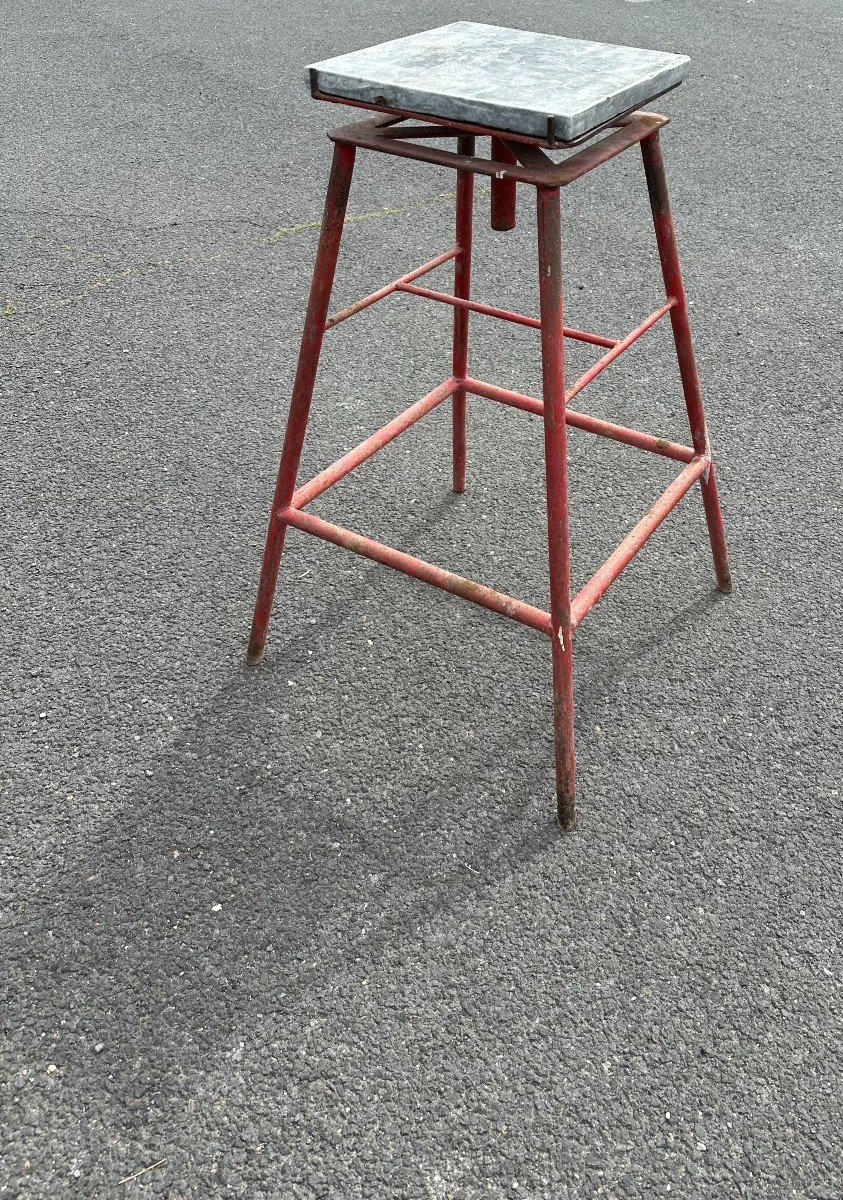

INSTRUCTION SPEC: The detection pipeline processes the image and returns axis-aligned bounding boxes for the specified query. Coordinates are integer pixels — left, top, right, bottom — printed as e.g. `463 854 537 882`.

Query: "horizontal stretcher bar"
566 299 675 403
279 505 554 635
462 377 695 462
289 368 692 523
327 252 617 348
395 282 618 348
282 459 706 637
325 247 458 330
571 455 709 627
293 377 457 508
284 401 706 637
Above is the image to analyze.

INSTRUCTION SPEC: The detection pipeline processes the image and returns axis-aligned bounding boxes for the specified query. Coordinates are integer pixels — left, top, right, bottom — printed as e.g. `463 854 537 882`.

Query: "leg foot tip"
246 644 265 665
718 576 733 596
556 802 577 833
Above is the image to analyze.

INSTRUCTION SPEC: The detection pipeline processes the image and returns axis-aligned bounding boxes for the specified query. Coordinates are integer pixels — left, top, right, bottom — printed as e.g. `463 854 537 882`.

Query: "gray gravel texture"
1 1 841 1197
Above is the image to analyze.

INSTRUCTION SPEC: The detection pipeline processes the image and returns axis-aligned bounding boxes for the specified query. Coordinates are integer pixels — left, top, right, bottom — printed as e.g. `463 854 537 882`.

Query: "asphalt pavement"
2 0 842 1196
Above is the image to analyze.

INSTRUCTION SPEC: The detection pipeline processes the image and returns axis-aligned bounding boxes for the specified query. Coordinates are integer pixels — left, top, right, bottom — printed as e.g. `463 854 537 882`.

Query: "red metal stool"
247 24 732 829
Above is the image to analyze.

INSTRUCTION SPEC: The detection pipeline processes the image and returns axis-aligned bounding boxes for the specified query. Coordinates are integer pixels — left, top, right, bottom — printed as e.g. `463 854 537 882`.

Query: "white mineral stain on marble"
308 22 689 142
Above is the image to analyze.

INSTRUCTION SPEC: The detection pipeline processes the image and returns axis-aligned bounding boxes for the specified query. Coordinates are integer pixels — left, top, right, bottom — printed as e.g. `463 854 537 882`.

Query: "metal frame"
247 112 732 830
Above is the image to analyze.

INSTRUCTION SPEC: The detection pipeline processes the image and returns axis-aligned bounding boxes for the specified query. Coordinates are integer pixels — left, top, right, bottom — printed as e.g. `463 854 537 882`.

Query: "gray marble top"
308 22 689 143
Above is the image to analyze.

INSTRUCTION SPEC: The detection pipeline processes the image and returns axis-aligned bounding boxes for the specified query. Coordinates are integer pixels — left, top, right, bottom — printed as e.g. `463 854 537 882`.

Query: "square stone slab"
308 22 689 143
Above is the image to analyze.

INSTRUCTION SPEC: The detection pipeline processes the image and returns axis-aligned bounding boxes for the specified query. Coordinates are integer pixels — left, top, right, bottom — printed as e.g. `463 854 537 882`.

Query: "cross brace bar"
325 247 458 330
283 378 708 637
326 252 673 381
462 377 695 463
566 299 675 402
293 377 457 508
279 505 554 635
571 455 709 626
326 250 616 348
280 458 708 637
395 281 618 348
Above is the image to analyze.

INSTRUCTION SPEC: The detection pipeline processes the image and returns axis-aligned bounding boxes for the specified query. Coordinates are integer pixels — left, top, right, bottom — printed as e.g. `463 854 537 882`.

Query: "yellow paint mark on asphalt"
2 185 491 332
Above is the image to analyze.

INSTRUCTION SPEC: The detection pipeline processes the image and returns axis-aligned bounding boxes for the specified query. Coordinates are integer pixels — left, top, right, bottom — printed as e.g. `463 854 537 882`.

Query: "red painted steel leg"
536 186 577 830
247 142 356 663
451 135 474 494
490 137 517 231
641 131 733 595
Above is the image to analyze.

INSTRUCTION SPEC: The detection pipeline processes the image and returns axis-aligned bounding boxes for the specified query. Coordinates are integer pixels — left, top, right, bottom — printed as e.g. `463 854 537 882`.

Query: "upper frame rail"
327 111 669 187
